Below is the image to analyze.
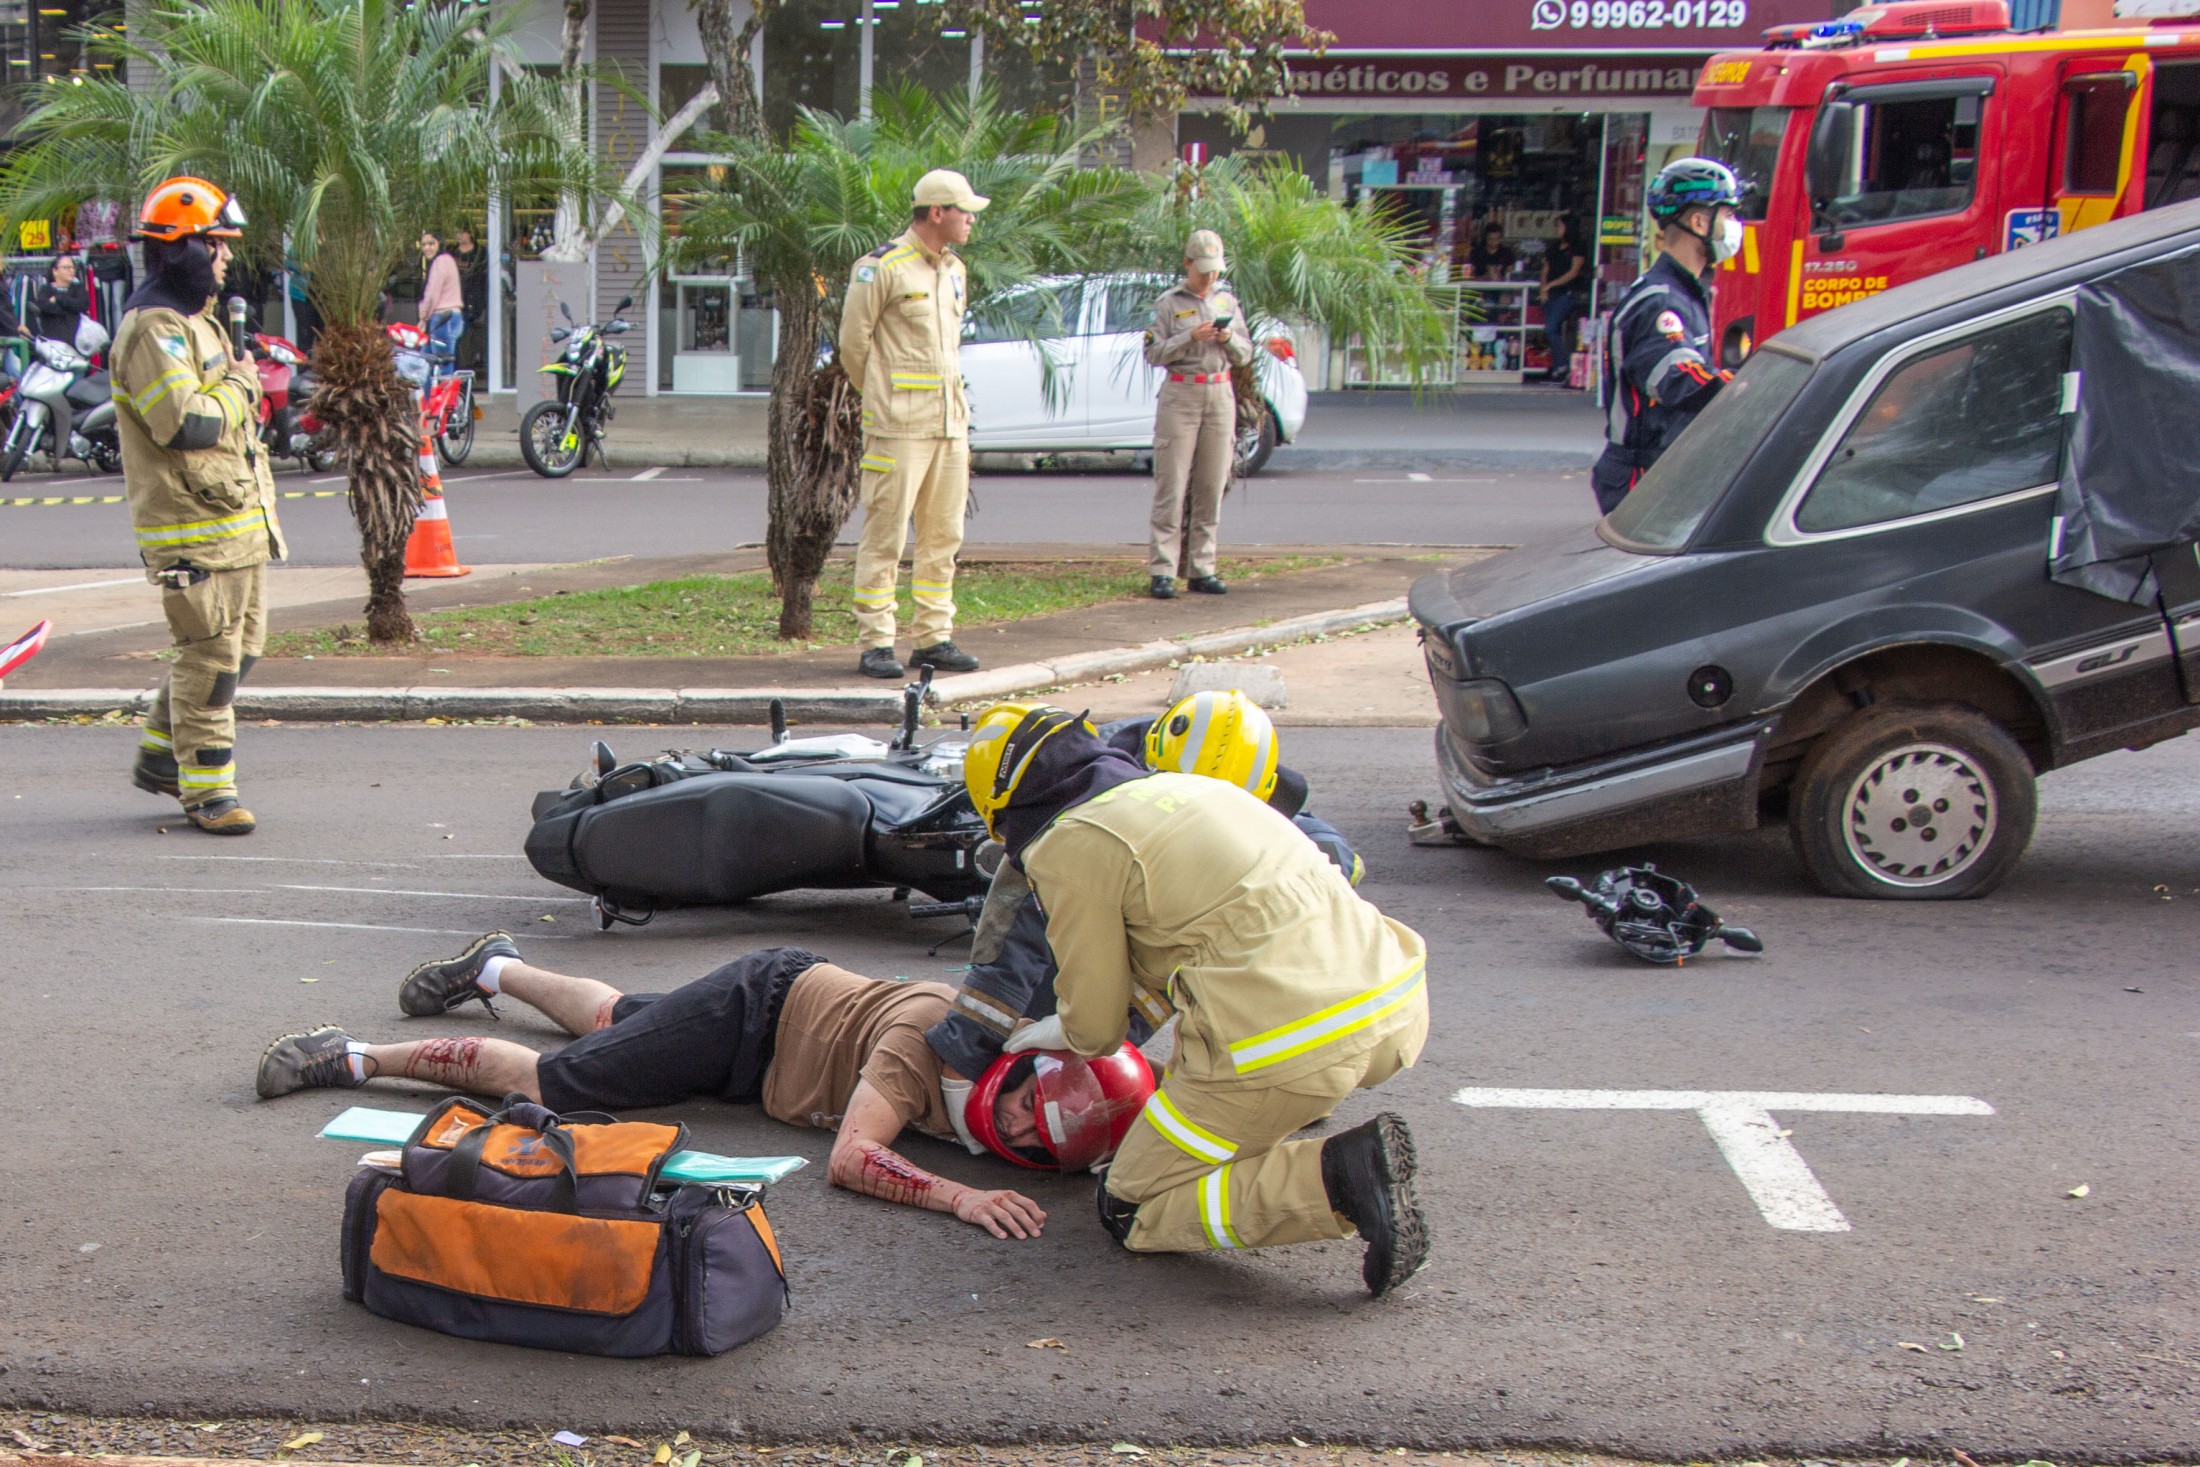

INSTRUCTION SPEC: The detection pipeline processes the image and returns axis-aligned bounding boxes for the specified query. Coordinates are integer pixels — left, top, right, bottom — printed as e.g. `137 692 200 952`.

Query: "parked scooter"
519 295 630 478
250 331 335 472
0 318 118 481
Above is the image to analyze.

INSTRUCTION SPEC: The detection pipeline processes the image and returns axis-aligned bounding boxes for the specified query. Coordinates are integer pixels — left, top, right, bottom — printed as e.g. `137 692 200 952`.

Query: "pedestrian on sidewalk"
1538 216 1587 383
1142 230 1251 601
114 177 283 835
33 254 89 343
417 229 464 363
838 170 988 681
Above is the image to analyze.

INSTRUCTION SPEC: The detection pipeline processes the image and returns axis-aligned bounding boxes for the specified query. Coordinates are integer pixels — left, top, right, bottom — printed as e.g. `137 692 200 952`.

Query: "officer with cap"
1142 229 1252 599
840 168 989 680
1590 157 1744 516
116 177 282 835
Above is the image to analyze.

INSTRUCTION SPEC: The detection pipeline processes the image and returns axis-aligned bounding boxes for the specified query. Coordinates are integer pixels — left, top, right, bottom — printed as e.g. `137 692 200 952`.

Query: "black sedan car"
1412 201 2200 899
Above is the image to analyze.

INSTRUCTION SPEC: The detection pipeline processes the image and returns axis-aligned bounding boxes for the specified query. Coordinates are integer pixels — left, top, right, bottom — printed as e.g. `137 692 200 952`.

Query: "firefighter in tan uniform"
1143 229 1252 600
115 177 283 835
839 169 988 681
964 705 1432 1297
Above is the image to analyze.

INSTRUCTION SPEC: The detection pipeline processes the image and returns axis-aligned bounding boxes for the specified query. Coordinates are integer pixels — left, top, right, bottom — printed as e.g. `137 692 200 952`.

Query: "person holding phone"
1141 230 1252 599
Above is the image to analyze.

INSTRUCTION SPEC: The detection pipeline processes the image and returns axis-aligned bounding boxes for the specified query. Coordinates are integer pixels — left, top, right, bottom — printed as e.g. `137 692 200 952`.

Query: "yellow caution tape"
1 489 344 508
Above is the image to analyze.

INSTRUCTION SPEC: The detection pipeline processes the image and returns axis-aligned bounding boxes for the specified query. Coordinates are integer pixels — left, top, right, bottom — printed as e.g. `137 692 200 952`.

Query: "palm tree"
666 84 1149 638
0 0 607 642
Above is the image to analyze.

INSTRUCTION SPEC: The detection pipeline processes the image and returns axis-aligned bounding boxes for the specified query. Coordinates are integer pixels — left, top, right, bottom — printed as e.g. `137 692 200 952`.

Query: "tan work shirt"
839 230 970 440
1141 282 1254 377
113 303 284 575
1023 773 1428 1089
761 963 955 1141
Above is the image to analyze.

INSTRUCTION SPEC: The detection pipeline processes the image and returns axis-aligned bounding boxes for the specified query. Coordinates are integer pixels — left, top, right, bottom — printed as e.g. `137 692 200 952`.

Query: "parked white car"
960 273 1308 475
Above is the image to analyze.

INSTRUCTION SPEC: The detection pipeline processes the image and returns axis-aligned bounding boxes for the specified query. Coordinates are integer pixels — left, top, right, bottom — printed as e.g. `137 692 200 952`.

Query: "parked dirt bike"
1 320 118 481
525 667 993 931
519 295 630 478
387 321 477 466
250 331 336 472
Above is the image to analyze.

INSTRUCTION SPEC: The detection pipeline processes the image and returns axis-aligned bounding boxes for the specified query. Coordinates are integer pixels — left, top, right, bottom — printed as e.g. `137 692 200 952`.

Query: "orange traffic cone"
403 423 471 579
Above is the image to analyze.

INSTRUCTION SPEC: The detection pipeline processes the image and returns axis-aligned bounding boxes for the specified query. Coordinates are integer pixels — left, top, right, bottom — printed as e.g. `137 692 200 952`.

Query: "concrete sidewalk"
458 386 1602 471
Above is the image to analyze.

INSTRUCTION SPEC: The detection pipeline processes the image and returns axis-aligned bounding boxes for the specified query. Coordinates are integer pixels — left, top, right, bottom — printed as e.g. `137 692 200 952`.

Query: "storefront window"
871 0 970 109
0 0 124 141
763 0 862 138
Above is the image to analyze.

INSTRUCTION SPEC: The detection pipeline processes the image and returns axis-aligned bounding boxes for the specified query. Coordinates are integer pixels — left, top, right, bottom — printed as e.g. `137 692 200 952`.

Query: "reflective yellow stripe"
852 588 897 607
911 579 952 593
138 728 173 751
1227 958 1427 1073
208 381 249 429
1133 988 1173 1028
1142 1089 1234 1165
178 762 236 789
124 366 199 416
881 246 918 265
859 453 895 472
1199 1165 1241 1250
135 508 263 547
890 375 943 390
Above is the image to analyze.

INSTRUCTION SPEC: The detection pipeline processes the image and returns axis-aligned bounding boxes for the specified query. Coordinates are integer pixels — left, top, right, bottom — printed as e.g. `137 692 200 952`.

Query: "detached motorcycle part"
1546 863 1763 965
590 894 656 931
896 666 935 751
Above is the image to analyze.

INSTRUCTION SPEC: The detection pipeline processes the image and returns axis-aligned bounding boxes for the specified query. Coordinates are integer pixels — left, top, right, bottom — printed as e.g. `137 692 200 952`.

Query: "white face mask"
1712 215 1745 264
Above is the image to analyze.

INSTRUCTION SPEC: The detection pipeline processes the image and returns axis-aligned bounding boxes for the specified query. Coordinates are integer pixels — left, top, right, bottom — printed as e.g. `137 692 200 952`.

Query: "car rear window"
1601 347 1815 554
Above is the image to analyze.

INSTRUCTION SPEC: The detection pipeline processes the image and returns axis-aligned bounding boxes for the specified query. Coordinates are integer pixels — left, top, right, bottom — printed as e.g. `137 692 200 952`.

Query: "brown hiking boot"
185 797 257 835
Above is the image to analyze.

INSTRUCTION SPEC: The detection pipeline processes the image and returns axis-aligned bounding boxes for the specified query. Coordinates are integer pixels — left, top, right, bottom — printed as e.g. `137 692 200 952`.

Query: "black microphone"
226 295 249 358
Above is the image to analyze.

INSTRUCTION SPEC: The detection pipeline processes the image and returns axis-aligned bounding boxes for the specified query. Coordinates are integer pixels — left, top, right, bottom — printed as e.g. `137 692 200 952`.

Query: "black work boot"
1186 575 1229 595
1149 575 1176 600
1095 1171 1138 1247
1320 1113 1428 1297
910 640 980 673
859 647 905 680
399 930 518 1018
132 746 181 797
185 797 257 835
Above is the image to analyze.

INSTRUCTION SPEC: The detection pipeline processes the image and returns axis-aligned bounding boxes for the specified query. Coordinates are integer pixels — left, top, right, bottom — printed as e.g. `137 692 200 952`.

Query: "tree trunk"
312 321 424 644
696 0 769 143
764 286 862 639
546 0 595 263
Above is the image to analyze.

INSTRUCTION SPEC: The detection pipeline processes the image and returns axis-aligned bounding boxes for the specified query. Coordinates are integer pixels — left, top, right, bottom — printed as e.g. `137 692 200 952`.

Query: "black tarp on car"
2051 242 2200 604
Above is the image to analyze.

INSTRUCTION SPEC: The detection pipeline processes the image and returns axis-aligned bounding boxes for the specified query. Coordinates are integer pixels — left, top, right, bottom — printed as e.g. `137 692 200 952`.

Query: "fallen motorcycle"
525 667 993 932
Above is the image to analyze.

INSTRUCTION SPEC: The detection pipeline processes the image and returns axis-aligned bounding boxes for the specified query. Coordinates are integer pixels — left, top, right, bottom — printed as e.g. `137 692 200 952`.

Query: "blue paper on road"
317 1106 809 1184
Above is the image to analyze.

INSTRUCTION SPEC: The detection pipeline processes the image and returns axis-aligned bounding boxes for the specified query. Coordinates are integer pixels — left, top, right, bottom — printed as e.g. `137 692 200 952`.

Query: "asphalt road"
2 723 2196 1453
0 464 1597 569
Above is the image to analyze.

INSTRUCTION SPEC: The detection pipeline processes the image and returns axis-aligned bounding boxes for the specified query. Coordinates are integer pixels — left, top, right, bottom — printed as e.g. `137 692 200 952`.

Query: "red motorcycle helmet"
966 1043 1155 1172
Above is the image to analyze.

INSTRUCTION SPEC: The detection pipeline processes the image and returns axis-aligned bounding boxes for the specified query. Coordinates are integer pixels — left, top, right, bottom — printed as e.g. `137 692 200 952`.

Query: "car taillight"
1265 335 1295 362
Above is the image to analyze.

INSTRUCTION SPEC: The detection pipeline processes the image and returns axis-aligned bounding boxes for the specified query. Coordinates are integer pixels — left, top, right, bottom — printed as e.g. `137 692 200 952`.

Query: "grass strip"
266 556 1337 659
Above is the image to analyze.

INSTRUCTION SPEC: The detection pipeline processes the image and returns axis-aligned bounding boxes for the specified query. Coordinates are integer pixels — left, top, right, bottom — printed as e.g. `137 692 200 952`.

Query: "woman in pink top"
417 229 464 361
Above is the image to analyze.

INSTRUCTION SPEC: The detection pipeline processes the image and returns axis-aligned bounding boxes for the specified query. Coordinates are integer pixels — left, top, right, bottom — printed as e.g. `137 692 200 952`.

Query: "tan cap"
1185 229 1227 271
913 168 990 212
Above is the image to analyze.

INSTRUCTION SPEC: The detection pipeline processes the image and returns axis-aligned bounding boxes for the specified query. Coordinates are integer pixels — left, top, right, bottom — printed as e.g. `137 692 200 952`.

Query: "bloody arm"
826 1078 1046 1238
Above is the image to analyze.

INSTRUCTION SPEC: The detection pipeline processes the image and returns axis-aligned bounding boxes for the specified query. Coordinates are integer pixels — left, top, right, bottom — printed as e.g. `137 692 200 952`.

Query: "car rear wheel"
1234 406 1279 477
1789 702 2036 900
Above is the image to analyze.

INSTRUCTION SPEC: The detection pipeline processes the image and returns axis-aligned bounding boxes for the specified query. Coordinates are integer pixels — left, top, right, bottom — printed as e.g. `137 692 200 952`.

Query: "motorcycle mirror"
1719 925 1765 954
769 697 788 745
606 320 631 333
559 300 574 324
1545 876 1586 903
551 326 571 342
614 295 633 314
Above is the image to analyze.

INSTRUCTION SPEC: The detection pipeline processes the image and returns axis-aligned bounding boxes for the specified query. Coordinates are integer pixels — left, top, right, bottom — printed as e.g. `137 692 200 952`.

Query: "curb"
0 598 1409 725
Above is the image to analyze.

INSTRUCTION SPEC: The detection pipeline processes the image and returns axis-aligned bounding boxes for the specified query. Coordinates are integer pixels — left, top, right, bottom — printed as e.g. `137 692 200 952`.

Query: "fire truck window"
1700 107 1788 222
2064 79 2131 196
1821 95 1981 229
2144 62 2200 208
1797 310 2071 535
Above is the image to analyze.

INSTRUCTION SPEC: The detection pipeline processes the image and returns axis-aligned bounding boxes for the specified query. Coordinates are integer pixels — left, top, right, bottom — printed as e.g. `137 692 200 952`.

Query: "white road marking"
1351 477 1496 485
631 466 665 480
1452 1087 1995 1233
1406 471 1431 482
275 882 588 905
189 916 570 938
310 474 346 484
1 576 144 597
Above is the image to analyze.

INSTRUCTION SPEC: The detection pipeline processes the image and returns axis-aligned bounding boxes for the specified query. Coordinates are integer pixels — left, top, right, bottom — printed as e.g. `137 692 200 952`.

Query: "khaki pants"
1148 379 1233 580
143 563 265 808
853 435 969 650
1105 1000 1428 1254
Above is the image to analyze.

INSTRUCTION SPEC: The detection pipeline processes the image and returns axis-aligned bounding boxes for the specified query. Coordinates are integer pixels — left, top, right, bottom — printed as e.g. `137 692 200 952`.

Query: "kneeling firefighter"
959 703 1432 1296
118 177 284 834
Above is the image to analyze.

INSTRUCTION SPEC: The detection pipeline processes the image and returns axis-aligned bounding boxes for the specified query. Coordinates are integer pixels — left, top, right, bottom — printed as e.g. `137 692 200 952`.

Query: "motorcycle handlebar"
908 897 983 921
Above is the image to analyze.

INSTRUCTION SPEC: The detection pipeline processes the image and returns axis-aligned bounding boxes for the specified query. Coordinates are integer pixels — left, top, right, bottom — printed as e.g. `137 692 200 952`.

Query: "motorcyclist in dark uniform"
1590 158 1746 516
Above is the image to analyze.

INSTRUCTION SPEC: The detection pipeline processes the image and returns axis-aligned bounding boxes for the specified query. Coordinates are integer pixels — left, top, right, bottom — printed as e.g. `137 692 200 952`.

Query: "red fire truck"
1690 0 2200 364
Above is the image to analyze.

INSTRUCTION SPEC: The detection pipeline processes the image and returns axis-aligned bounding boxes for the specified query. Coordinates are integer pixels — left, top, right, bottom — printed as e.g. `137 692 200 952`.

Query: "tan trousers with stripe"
1148 380 1233 580
853 435 969 650
143 562 266 808
1104 1000 1427 1254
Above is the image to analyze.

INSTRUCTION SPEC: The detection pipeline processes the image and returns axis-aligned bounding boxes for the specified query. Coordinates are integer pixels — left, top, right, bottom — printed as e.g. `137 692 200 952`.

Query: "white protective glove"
1002 1012 1067 1055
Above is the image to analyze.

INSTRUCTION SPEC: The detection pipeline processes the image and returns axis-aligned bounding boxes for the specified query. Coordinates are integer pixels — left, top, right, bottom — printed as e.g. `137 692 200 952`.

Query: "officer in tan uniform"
115 177 283 835
839 169 988 681
963 704 1432 1297
1143 229 1253 600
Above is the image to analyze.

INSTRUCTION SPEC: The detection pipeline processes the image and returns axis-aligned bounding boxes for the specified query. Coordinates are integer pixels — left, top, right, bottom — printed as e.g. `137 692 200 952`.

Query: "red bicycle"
386 321 478 466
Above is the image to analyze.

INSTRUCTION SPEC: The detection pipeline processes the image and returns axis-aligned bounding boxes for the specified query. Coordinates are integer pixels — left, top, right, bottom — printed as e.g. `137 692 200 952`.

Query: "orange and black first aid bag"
340 1096 787 1357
